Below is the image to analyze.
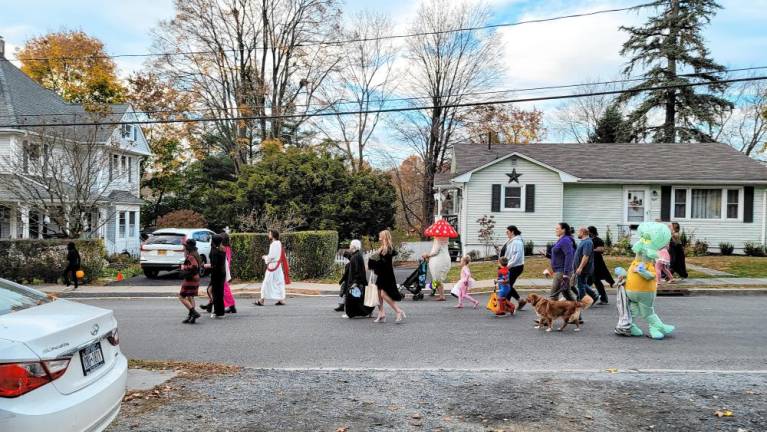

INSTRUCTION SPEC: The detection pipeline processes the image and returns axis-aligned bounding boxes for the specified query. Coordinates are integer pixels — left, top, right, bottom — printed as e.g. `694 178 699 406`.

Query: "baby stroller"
398 258 428 301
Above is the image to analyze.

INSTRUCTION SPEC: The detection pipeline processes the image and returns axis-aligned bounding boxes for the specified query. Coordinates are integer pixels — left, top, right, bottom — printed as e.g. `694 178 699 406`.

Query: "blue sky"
1 0 765 160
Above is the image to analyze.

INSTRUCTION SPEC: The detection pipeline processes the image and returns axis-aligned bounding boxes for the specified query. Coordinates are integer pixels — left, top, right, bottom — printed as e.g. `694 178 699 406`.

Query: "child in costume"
454 255 479 309
625 222 676 340
495 257 516 315
654 246 675 284
613 267 632 336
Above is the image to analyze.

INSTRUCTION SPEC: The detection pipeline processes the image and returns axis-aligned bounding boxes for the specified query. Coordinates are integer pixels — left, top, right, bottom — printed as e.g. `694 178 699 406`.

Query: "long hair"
378 230 394 255
220 232 231 247
588 226 598 237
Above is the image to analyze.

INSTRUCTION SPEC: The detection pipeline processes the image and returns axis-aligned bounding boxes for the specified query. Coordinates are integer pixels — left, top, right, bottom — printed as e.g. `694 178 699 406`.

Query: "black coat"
344 250 373 317
370 249 401 301
66 249 81 268
591 237 613 282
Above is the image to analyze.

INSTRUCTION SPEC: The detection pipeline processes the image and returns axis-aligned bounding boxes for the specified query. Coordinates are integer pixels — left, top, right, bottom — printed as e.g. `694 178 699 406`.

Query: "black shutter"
660 186 672 221
525 184 535 213
491 184 501 212
744 186 754 223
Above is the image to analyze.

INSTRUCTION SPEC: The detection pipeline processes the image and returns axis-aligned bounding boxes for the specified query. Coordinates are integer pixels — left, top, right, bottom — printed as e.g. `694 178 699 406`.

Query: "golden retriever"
526 293 591 332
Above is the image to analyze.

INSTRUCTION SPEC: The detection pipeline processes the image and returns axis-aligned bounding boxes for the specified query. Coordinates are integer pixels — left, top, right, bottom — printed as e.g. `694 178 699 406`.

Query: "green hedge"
0 239 106 284
230 231 338 281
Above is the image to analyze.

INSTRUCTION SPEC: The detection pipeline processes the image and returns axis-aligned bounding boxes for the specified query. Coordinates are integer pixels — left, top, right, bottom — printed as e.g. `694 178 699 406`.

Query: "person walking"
179 239 202 324
669 222 689 279
221 232 237 313
454 255 479 309
587 226 613 304
501 225 527 310
546 222 576 301
371 230 406 323
342 240 374 318
207 235 227 318
423 237 451 301
574 227 599 303
63 242 81 289
334 249 353 312
255 230 290 306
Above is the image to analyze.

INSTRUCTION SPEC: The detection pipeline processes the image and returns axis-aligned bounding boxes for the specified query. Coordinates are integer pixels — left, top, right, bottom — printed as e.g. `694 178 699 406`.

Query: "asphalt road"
83 295 767 371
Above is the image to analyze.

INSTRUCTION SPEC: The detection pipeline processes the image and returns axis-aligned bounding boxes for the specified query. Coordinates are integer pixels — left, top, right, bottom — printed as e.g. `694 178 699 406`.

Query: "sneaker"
341 314 349 319
599 300 609 305
517 299 527 311
333 305 345 312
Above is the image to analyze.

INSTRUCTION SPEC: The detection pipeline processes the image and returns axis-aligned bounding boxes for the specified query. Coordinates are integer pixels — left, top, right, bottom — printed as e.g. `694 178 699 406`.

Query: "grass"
687 256 767 278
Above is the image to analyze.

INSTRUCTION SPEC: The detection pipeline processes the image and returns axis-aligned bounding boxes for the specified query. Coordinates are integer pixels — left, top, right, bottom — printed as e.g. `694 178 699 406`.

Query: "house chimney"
0 36 5 58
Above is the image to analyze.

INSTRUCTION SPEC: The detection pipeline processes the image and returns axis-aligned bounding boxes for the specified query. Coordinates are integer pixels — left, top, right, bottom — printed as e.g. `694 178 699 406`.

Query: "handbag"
364 283 379 307
450 282 461 298
349 284 362 298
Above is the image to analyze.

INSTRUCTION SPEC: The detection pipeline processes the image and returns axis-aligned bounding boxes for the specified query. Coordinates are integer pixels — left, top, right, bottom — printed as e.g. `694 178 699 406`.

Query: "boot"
333 304 345 312
226 306 237 314
182 309 193 323
517 299 527 311
199 303 212 312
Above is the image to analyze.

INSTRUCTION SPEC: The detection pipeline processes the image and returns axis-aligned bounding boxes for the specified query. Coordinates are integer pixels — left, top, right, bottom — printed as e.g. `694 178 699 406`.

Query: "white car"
139 228 215 278
0 278 128 432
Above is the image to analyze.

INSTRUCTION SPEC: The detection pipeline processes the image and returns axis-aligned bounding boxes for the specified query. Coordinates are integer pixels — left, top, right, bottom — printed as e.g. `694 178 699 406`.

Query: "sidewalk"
36 276 767 298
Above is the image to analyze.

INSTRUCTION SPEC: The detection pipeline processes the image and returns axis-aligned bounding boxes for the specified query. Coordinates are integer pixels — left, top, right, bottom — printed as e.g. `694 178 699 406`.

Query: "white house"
0 37 151 255
435 142 767 256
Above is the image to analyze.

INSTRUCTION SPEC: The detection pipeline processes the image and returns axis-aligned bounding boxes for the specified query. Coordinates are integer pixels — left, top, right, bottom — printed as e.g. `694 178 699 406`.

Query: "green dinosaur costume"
624 222 676 340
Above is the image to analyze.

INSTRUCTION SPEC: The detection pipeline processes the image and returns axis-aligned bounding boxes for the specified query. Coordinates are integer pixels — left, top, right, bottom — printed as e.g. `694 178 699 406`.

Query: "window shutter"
491 184 501 212
525 184 535 213
744 186 754 223
660 186 671 221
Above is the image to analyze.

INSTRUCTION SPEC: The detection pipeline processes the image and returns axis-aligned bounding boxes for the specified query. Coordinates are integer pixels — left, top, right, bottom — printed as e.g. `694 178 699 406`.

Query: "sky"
1 0 766 162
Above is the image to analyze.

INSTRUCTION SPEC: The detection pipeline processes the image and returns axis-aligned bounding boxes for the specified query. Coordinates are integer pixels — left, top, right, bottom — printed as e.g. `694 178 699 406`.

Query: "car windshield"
0 279 52 316
146 234 185 246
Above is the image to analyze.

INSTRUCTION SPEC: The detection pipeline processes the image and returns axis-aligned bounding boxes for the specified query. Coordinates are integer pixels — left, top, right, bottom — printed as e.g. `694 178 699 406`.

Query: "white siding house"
436 142 767 257
0 38 151 255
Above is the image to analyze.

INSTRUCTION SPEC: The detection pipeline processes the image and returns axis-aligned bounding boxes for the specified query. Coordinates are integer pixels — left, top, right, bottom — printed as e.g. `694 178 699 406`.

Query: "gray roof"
0 58 127 142
107 190 144 205
444 142 767 183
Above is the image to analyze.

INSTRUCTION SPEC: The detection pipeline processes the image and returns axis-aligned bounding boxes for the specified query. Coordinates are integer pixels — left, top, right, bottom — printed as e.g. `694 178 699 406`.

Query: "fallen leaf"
606 368 619 373
714 410 734 417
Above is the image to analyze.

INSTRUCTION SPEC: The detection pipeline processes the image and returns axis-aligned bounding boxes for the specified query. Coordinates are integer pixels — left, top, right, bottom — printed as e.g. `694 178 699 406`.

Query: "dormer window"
120 124 137 141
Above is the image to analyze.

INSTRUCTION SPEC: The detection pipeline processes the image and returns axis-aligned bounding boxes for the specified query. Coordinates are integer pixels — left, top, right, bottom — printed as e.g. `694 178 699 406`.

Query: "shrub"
604 227 613 248
718 242 734 256
467 250 481 261
608 235 634 256
689 240 709 256
156 210 207 228
0 239 106 284
229 230 338 281
524 240 535 256
744 241 766 257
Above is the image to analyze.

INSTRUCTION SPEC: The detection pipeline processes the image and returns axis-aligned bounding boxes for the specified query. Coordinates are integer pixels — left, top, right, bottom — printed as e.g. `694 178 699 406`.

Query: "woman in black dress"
343 240 374 318
371 230 406 323
206 234 227 318
669 222 688 278
587 226 614 305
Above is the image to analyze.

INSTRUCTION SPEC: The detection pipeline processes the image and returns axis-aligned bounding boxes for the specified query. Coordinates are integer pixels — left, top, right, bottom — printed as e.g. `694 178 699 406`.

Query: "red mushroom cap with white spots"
424 219 458 238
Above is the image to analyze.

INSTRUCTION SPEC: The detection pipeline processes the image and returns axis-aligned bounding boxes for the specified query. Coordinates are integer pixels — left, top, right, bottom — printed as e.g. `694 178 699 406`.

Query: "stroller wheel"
415 293 424 301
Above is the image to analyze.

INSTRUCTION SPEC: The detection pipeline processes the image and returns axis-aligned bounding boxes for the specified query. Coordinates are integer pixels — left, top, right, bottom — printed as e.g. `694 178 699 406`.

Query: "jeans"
576 273 598 302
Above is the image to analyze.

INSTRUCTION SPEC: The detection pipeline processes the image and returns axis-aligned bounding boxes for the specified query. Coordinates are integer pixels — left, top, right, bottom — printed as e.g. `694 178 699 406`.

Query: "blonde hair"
378 230 394 255
460 255 471 266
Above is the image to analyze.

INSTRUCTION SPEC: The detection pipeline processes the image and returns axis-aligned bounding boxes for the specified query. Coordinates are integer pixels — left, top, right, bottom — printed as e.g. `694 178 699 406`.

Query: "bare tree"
551 79 626 143
711 75 767 157
394 0 501 229
314 11 398 172
149 0 342 173
0 123 125 238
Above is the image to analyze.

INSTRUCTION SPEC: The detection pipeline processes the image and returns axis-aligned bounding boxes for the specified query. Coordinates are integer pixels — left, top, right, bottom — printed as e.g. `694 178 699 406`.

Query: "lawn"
687 256 767 278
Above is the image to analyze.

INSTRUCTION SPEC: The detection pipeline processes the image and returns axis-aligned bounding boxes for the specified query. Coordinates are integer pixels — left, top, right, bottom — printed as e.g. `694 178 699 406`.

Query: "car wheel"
144 269 159 279
199 255 208 277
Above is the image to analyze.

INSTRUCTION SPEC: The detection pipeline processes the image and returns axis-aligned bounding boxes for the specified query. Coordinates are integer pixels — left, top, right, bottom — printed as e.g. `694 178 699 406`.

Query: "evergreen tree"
618 0 732 143
589 105 632 143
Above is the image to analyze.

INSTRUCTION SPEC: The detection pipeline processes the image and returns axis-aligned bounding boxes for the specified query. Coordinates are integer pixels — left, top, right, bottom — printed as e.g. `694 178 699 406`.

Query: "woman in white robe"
423 237 451 301
255 230 288 306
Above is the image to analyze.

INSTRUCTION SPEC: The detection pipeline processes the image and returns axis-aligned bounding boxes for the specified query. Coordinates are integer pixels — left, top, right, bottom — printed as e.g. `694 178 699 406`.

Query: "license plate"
157 250 166 256
79 342 105 376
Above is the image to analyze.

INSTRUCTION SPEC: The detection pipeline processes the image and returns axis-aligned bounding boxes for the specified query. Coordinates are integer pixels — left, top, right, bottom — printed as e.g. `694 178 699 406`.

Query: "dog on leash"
526 293 592 332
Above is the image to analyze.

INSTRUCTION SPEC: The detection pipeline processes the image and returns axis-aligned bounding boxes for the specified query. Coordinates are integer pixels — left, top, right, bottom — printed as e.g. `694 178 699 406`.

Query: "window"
726 189 739 219
128 157 133 183
691 189 722 219
128 212 136 237
22 141 40 173
193 231 211 243
121 155 127 174
118 212 126 238
110 154 119 181
674 189 687 219
626 190 645 222
503 186 522 210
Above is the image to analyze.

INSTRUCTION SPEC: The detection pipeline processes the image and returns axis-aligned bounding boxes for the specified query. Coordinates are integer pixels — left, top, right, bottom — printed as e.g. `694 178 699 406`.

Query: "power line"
3 75 764 129
7 2 660 62
3 64 764 120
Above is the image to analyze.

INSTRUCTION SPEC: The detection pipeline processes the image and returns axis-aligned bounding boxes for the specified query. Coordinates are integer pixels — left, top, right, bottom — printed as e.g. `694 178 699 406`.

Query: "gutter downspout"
762 189 766 247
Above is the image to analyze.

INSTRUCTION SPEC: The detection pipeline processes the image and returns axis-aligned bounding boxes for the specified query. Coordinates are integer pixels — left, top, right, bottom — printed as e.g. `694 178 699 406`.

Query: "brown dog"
527 293 589 332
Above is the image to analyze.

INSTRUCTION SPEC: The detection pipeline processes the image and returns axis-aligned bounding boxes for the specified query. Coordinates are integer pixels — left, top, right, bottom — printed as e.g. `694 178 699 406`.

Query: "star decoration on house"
506 169 523 184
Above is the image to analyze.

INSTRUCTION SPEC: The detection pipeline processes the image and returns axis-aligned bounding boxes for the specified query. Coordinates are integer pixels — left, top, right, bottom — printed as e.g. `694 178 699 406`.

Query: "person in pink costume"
654 246 675 284
454 255 479 309
221 232 237 313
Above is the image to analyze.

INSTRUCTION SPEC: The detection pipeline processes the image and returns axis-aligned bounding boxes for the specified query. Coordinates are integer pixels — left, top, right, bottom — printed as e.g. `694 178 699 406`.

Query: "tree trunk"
664 0 680 143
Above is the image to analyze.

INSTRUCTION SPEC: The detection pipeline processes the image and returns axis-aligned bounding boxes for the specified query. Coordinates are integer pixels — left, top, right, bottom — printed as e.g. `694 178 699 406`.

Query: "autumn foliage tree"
461 104 545 145
17 30 125 108
156 210 208 229
389 155 426 234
